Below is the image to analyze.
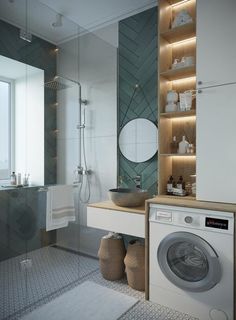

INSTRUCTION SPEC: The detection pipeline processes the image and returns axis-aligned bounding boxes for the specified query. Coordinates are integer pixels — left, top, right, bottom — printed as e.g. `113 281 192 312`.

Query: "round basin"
108 188 149 207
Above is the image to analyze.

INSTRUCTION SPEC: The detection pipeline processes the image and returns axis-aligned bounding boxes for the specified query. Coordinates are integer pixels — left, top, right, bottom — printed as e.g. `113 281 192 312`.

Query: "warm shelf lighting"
172 37 196 47
171 115 196 122
171 76 196 85
172 155 196 159
171 0 193 8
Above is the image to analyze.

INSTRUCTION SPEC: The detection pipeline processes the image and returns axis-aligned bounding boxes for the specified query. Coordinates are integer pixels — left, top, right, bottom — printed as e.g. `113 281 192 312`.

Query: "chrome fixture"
37 187 48 192
19 29 32 42
133 175 141 189
45 75 77 90
44 75 91 203
52 14 63 28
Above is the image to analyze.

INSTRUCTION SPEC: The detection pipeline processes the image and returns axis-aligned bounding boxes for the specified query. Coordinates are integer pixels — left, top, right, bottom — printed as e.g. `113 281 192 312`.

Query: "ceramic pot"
165 102 177 113
98 238 126 280
166 90 178 103
124 240 145 291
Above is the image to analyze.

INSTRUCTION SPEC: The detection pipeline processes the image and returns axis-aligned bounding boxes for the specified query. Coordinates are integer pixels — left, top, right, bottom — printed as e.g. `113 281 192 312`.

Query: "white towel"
46 185 76 231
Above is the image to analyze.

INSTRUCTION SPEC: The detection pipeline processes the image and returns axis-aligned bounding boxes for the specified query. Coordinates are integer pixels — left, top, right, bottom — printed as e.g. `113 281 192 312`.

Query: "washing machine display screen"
205 217 228 230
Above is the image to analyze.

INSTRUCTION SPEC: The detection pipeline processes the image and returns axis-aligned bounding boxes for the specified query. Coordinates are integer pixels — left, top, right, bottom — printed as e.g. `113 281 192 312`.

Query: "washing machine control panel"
149 205 234 234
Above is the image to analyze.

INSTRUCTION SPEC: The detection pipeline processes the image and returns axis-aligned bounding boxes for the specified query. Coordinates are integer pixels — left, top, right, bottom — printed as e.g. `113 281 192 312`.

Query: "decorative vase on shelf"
165 90 178 113
172 9 193 29
178 136 189 154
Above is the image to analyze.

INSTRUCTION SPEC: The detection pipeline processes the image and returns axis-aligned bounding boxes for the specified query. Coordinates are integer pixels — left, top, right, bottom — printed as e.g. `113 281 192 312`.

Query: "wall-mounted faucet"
133 175 141 189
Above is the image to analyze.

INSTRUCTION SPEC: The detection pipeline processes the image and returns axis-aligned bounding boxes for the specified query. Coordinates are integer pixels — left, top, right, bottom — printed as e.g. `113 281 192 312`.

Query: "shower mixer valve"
74 166 92 182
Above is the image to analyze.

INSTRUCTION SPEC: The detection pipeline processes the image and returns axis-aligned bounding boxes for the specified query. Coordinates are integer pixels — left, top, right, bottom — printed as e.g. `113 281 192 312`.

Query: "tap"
133 175 141 189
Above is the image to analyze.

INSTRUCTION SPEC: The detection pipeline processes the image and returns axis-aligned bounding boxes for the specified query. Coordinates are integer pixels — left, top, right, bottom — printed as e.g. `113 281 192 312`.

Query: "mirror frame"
118 118 158 163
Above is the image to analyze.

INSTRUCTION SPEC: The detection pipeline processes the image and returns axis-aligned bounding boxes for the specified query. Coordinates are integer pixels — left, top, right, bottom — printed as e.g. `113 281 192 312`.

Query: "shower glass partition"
0 0 117 319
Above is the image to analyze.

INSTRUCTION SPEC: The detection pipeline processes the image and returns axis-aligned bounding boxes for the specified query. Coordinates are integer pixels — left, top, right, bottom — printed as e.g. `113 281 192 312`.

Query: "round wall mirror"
119 118 158 163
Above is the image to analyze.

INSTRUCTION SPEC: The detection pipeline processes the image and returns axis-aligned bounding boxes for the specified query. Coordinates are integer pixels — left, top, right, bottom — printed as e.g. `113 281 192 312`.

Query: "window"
0 79 11 180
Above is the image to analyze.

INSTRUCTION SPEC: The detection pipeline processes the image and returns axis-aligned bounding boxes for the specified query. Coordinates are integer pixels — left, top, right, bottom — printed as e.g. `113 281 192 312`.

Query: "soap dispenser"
178 136 189 154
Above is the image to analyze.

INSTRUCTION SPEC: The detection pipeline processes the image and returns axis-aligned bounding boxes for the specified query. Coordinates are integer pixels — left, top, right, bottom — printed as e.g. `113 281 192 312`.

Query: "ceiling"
38 0 157 31
0 0 157 44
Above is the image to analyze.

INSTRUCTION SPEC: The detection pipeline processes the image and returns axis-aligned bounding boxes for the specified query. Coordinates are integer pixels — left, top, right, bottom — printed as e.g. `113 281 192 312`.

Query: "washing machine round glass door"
157 232 221 292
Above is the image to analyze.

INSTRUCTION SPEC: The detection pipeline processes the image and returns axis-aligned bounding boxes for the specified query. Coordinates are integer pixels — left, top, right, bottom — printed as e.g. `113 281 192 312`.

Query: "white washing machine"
149 204 234 320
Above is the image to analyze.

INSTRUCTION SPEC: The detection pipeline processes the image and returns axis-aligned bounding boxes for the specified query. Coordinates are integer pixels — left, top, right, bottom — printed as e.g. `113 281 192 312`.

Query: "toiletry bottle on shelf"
17 173 21 186
177 175 185 190
167 175 174 195
187 143 195 154
178 136 189 154
170 136 178 154
10 172 16 185
23 174 29 186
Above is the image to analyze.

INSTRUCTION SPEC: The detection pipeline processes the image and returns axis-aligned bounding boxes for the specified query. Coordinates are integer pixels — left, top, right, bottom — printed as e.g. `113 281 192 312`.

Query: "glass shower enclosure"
0 1 117 319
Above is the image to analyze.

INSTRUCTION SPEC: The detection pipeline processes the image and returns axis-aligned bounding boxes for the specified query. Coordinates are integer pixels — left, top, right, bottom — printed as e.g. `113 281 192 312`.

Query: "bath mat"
21 281 138 320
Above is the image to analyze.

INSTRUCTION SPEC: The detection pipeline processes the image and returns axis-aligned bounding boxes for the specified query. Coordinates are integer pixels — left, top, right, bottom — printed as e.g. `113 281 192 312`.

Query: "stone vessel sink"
108 188 149 207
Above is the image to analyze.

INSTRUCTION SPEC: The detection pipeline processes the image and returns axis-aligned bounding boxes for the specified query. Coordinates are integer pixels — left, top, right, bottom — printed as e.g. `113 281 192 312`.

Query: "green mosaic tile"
118 8 158 195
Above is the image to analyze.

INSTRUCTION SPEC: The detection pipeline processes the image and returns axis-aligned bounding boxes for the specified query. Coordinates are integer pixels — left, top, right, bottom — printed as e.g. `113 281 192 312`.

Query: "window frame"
0 76 15 181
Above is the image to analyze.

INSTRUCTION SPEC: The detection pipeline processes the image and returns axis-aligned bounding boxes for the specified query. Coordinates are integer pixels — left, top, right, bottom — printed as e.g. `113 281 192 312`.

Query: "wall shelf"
158 0 196 196
167 0 193 5
160 22 196 43
160 153 196 157
160 65 196 80
160 110 196 118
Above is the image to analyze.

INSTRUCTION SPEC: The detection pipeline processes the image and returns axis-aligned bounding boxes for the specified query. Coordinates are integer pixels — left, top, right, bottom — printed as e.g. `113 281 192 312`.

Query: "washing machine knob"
184 216 193 224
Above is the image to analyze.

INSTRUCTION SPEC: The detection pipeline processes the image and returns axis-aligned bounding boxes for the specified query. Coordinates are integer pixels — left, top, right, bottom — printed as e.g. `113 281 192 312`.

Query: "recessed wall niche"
0 19 57 184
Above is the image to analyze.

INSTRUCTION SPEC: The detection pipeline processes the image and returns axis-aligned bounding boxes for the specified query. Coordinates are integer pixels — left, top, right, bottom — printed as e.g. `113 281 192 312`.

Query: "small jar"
187 144 195 154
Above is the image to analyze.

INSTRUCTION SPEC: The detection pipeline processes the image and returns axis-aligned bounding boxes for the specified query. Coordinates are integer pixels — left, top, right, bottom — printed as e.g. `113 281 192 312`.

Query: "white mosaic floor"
0 246 199 320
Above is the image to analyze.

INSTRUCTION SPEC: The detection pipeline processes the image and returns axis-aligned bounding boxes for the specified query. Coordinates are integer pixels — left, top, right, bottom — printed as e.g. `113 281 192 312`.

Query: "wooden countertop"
147 195 236 213
88 200 145 215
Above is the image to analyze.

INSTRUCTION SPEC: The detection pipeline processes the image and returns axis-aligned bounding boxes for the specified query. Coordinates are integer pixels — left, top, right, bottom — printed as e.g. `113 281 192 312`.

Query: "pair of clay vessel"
98 238 145 291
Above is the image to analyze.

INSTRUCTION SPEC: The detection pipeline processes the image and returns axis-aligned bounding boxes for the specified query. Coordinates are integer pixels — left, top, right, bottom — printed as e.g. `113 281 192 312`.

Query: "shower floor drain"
20 258 33 271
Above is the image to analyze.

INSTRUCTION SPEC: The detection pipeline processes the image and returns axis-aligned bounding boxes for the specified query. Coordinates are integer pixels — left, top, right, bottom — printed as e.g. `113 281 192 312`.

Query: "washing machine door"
157 232 221 292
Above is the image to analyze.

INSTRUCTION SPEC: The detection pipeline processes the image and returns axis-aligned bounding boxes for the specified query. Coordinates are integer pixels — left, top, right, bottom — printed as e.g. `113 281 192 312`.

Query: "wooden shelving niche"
158 0 197 197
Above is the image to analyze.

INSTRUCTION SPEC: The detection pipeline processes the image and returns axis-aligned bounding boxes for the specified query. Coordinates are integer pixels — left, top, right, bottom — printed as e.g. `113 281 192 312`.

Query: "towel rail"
38 187 48 192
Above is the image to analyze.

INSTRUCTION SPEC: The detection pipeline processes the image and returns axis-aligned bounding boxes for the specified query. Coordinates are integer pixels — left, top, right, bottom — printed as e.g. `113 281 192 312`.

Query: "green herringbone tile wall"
0 20 57 185
118 7 158 196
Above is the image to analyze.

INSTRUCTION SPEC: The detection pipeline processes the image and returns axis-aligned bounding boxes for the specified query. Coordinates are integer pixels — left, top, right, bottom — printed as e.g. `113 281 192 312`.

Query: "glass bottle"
170 136 178 154
10 172 16 185
167 175 174 195
177 175 185 190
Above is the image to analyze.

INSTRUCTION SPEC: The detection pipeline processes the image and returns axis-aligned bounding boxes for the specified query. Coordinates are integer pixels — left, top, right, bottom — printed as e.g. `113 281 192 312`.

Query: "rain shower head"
44 75 81 91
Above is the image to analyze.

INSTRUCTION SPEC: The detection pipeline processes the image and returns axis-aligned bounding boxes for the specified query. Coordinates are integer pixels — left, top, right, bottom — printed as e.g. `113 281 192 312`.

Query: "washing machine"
149 204 234 320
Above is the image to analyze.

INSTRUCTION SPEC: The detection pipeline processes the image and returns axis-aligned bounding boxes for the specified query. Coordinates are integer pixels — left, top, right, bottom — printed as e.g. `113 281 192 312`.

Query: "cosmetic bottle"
177 175 185 190
10 172 16 185
167 175 174 195
170 136 178 154
17 173 22 186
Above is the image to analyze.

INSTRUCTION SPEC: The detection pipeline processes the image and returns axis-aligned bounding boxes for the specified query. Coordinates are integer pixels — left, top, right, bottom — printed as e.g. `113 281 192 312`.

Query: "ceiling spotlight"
52 14 63 28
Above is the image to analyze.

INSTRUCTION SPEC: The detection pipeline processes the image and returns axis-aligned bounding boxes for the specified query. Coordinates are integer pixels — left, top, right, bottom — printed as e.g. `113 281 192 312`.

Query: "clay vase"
98 238 126 281
124 240 145 291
